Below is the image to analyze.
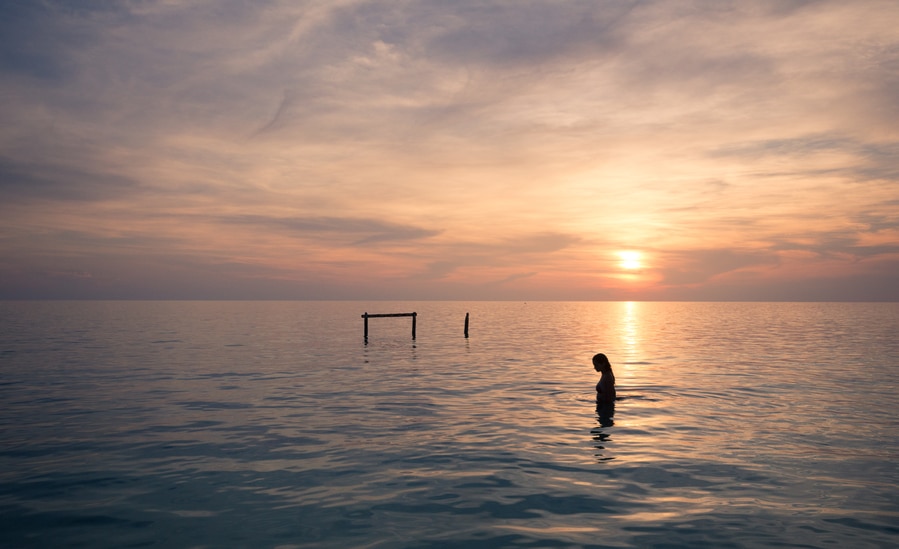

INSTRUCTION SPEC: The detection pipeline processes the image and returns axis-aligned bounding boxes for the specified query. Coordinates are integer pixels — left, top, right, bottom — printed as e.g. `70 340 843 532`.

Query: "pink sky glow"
2 1 898 300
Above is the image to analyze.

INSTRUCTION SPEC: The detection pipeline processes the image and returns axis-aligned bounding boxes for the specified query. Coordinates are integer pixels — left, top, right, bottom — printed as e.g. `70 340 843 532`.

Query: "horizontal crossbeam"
362 311 417 341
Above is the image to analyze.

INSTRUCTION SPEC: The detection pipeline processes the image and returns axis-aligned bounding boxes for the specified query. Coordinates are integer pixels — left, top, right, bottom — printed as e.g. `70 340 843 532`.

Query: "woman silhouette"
593 353 616 404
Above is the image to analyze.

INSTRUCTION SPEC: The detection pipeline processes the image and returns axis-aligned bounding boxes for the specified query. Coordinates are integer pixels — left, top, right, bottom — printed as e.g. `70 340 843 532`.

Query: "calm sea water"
1 301 897 548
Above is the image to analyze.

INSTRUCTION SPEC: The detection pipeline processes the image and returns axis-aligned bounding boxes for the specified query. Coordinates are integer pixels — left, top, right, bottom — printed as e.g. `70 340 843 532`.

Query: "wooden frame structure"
361 311 470 341
362 312 417 340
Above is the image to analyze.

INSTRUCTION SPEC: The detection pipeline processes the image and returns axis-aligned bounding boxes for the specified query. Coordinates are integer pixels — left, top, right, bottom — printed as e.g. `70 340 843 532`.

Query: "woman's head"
592 353 611 372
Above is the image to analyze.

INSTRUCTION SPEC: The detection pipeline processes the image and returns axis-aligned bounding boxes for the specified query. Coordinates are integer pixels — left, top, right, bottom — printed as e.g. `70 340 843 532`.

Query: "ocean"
1 301 897 548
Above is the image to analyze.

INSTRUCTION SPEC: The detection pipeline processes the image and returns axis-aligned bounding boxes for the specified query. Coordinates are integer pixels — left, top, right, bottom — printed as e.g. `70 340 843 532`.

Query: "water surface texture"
1 301 898 548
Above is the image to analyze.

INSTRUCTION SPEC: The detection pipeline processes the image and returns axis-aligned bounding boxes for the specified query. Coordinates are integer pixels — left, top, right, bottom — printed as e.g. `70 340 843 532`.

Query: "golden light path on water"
620 301 642 368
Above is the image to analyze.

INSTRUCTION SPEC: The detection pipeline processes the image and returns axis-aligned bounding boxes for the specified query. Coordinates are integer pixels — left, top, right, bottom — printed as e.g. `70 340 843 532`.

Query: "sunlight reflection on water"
1 301 898 548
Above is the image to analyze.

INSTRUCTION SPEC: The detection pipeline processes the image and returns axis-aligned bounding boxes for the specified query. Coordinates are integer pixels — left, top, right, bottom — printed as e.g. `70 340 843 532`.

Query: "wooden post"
464 312 469 338
412 312 417 339
363 312 369 340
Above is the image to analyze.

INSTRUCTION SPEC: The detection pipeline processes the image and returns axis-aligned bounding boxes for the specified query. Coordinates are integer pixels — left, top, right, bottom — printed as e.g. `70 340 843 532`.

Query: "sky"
2 0 898 300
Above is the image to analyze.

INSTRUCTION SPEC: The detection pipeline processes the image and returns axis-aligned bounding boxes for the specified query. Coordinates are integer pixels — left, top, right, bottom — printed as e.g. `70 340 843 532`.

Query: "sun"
617 251 642 270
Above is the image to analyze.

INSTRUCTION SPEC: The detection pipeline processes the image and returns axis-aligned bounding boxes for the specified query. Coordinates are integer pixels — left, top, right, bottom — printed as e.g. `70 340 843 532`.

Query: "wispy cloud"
222 214 442 245
1 0 898 299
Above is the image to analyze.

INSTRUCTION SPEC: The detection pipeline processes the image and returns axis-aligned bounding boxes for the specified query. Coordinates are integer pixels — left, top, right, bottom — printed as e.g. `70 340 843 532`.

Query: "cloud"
419 1 637 67
658 249 780 286
488 271 538 286
221 214 442 245
1 0 898 299
0 156 141 203
0 2 90 82
415 232 582 280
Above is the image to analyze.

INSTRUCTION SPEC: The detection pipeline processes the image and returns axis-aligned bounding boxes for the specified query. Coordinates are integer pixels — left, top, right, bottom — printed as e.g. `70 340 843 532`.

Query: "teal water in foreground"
1 301 898 548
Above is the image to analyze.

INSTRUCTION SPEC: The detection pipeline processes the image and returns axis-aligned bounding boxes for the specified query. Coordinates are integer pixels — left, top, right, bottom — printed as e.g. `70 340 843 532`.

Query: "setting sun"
617 251 643 270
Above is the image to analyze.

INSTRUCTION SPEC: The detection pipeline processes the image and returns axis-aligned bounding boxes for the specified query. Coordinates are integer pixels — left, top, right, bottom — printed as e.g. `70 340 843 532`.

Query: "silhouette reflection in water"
592 401 615 461
596 398 615 427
